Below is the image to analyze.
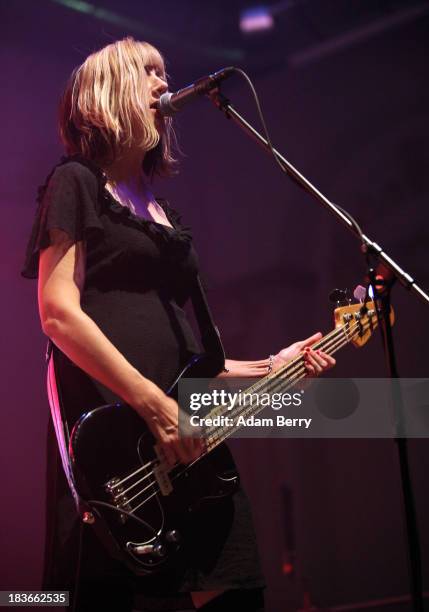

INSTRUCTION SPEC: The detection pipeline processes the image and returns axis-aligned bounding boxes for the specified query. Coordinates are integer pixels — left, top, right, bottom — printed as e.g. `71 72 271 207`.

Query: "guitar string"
107 322 348 492
211 328 345 420
105 315 367 507
116 316 371 515
121 477 162 506
202 320 352 438
107 458 159 492
127 325 367 515
201 319 351 439
206 319 355 438
108 316 352 490
118 465 159 498
127 320 366 515
204 322 353 447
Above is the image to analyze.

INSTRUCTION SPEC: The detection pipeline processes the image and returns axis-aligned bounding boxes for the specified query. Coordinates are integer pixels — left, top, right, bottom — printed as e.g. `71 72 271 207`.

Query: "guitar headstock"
333 295 395 348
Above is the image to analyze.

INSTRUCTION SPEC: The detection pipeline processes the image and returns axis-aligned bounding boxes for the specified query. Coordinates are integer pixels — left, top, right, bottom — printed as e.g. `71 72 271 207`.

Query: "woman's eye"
145 65 165 80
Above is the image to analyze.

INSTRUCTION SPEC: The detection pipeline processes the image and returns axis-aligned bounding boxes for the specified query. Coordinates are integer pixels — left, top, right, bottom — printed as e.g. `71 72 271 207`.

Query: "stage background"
2 1 429 610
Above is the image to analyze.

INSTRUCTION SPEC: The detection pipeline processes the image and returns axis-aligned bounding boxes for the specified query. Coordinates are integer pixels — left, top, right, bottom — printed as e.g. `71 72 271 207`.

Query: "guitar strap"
189 274 226 373
46 339 86 505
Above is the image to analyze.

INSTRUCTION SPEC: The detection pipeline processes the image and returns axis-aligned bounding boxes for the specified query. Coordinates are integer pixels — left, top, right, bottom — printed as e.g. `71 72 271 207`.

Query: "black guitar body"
69 353 239 575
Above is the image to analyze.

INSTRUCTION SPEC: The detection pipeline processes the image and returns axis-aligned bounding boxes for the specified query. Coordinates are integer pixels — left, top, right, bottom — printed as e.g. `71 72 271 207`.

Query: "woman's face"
144 63 168 131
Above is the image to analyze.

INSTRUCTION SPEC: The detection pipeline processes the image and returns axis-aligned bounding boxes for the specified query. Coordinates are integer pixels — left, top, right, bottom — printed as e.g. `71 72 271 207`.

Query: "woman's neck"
103 147 154 210
104 146 146 187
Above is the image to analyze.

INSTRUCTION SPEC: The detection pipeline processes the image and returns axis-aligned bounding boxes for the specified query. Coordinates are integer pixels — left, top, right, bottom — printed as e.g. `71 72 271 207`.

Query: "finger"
319 351 336 367
304 362 316 376
184 437 200 463
303 350 316 375
176 432 199 464
172 439 194 465
305 352 323 373
299 332 322 350
161 442 177 467
184 419 205 458
311 351 328 368
161 425 188 465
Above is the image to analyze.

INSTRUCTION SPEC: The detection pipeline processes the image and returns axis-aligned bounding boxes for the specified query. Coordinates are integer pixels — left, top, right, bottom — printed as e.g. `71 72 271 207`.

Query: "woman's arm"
219 333 335 378
38 230 202 466
219 357 273 378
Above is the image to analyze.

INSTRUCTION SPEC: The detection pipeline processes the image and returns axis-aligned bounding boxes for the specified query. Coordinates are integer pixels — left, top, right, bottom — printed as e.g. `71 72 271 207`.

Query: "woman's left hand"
273 332 336 377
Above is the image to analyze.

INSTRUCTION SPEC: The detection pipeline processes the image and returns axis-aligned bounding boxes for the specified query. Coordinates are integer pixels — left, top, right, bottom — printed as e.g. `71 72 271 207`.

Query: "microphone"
156 67 235 116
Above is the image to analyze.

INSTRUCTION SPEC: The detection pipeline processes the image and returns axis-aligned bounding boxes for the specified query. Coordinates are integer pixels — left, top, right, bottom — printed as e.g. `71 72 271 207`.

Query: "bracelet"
267 354 274 374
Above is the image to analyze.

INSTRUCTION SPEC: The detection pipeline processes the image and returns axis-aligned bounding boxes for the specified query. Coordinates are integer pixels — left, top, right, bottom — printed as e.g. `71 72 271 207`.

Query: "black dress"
21 157 265 611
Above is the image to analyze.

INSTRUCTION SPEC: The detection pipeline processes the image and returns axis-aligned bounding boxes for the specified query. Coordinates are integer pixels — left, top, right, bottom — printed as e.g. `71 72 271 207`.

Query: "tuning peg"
353 285 367 303
329 288 351 306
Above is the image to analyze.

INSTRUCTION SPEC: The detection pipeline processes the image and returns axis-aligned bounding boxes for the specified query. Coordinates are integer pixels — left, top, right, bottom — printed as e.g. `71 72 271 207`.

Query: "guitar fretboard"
199 310 375 452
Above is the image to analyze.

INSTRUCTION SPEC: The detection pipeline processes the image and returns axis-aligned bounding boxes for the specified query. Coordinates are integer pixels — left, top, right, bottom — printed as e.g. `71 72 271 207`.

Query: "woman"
22 37 334 611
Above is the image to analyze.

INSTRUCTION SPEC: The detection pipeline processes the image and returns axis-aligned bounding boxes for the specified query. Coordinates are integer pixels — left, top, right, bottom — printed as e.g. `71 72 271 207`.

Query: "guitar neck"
202 312 371 452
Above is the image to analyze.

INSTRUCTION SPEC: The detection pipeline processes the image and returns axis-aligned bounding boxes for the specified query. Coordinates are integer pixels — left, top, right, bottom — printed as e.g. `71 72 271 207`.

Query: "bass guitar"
69 296 392 574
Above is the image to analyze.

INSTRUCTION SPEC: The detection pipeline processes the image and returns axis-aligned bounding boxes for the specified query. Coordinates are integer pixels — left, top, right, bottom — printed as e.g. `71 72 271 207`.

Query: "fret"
196 303 382 453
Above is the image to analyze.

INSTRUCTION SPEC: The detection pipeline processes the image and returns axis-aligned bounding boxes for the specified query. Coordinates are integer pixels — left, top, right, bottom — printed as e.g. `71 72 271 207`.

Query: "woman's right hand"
134 382 205 468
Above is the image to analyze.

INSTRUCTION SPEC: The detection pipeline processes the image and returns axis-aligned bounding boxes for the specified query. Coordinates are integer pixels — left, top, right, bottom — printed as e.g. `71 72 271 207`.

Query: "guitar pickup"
154 445 173 495
153 464 173 495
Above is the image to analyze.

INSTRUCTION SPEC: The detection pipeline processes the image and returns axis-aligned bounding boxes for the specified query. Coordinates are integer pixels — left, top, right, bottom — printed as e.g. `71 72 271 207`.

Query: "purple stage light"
240 6 274 33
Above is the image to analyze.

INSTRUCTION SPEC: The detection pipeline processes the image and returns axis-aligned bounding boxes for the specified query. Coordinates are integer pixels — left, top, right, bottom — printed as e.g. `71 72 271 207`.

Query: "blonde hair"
59 37 177 177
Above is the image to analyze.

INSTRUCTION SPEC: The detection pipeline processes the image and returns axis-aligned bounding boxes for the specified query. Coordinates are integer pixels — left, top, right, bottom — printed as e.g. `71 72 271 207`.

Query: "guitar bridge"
105 476 132 524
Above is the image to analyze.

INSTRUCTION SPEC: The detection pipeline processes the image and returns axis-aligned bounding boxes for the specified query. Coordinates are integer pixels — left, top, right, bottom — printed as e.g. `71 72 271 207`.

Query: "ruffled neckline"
104 190 178 232
102 188 192 251
57 155 193 265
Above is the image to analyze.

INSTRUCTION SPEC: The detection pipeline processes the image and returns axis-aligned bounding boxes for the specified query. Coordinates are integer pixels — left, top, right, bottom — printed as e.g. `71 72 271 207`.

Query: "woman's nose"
152 76 168 97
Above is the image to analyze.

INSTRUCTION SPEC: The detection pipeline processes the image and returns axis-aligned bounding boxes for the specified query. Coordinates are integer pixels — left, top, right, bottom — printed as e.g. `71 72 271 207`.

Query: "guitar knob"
166 529 181 543
82 512 95 524
153 542 166 557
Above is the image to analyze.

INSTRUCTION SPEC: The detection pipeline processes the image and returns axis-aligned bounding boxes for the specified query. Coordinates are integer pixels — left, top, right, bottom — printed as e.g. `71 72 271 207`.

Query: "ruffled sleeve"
21 161 104 279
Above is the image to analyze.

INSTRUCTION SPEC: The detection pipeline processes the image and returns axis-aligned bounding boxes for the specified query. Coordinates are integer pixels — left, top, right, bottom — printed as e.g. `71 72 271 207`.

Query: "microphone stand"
207 88 428 612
